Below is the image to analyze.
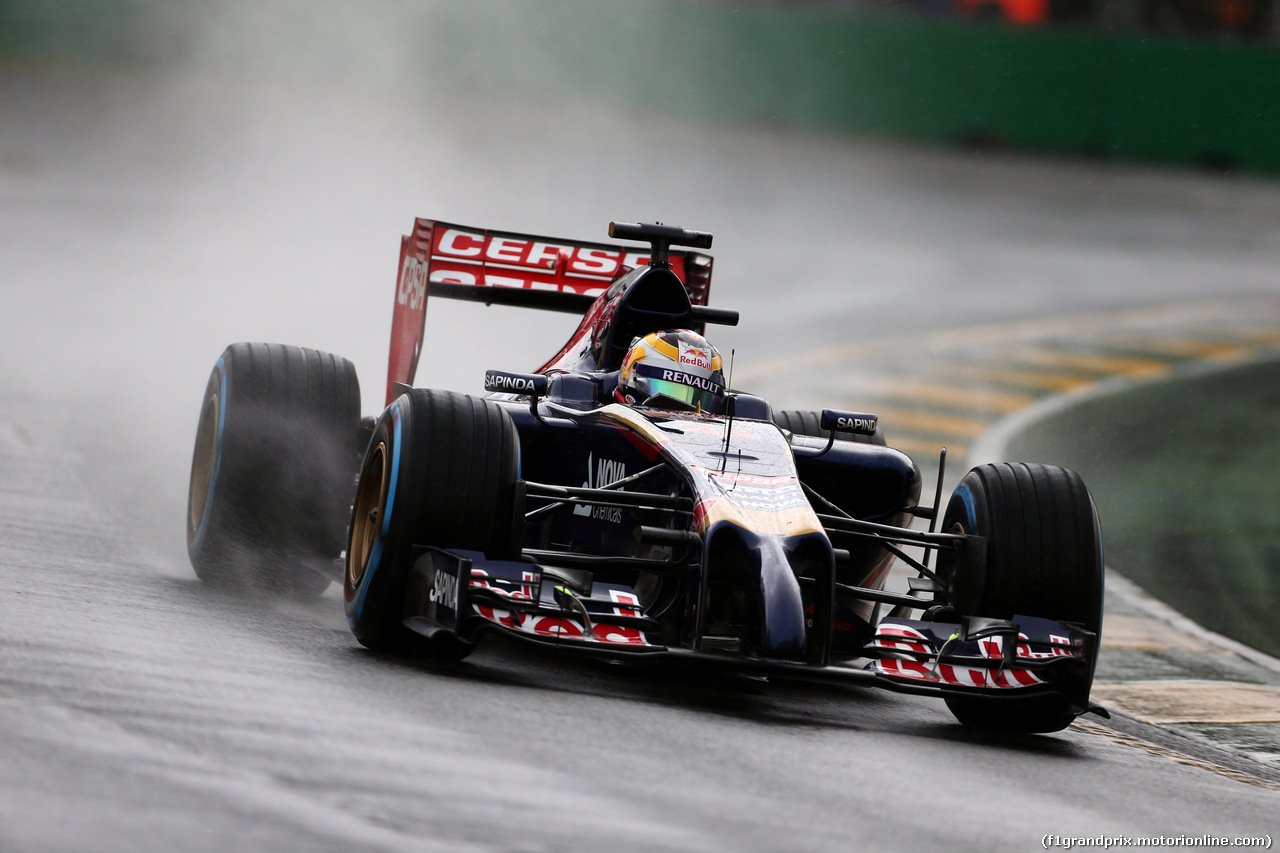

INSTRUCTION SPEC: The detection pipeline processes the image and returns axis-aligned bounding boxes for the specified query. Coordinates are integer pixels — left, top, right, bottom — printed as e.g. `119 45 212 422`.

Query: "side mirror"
820 409 878 437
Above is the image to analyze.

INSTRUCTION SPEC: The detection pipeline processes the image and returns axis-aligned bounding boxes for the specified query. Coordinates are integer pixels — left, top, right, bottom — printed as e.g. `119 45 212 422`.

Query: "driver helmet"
616 329 727 413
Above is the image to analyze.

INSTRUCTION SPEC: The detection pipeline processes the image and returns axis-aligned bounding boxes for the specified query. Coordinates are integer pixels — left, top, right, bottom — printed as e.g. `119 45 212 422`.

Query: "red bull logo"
678 340 712 371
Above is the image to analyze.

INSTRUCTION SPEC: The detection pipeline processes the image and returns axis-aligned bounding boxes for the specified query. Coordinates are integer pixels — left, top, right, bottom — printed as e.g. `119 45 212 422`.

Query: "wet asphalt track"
3 67 1280 851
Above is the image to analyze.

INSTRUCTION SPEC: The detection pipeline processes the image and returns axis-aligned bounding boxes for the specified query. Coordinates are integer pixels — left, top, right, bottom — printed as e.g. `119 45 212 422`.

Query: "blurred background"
5 0 1280 170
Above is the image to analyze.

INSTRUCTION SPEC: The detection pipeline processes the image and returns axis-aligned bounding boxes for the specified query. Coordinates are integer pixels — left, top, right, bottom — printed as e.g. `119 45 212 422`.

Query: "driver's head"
616 329 726 413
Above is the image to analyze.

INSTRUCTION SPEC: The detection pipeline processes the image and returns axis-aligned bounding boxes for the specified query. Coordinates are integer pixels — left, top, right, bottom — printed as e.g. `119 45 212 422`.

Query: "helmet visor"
644 377 723 413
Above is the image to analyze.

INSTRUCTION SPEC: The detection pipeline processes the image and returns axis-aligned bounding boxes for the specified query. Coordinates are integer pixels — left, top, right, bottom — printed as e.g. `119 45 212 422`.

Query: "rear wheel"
344 389 521 655
773 409 885 446
187 343 362 596
936 462 1104 733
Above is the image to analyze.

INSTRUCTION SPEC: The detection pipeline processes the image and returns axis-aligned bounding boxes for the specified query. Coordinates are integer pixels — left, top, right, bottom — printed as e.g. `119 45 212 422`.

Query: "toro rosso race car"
186 219 1107 734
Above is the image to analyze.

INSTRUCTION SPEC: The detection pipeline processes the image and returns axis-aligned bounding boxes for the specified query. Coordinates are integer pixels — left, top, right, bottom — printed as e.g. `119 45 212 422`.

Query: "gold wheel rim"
347 440 388 589
188 389 219 540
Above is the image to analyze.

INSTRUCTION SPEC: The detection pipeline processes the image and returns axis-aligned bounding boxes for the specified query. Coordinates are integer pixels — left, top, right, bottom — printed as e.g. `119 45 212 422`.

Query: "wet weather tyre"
186 343 362 596
936 462 1104 734
773 409 885 446
344 389 521 656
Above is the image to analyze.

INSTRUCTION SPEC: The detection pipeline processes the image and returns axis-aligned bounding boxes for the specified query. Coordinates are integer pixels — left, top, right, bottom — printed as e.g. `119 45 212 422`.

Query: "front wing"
405 548 1099 711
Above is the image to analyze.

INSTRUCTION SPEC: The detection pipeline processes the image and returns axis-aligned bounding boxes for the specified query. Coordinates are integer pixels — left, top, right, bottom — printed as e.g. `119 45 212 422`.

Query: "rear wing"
386 219 715 405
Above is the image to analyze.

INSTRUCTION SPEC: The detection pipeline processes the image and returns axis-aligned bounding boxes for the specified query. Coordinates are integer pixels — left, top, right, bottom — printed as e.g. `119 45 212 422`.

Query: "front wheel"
187 342 362 596
344 389 521 655
936 462 1104 734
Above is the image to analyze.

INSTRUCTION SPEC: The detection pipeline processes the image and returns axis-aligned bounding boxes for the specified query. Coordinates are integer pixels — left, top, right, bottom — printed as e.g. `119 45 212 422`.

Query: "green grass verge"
1004 358 1280 658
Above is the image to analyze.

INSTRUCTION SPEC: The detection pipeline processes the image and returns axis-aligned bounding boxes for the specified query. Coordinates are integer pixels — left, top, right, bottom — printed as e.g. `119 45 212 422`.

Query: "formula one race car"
186 218 1107 734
